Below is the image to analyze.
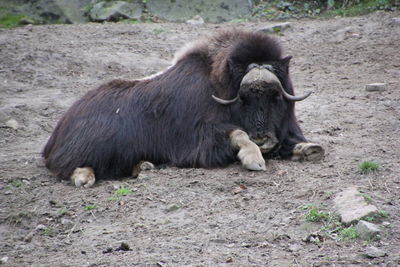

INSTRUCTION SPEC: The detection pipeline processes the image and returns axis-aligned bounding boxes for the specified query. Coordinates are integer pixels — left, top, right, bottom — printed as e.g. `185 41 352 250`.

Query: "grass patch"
305 206 331 222
57 208 69 216
114 186 132 197
358 160 380 173
302 205 361 242
110 186 133 200
338 226 359 240
326 0 398 17
10 179 23 188
84 205 97 211
0 14 25 29
41 227 55 237
357 193 373 203
364 209 390 221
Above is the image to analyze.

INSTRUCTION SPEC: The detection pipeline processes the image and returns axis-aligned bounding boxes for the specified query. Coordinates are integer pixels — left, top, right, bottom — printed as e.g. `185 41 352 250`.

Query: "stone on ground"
356 220 381 240
364 246 387 258
365 83 386 92
5 119 19 130
333 187 378 225
89 1 143 22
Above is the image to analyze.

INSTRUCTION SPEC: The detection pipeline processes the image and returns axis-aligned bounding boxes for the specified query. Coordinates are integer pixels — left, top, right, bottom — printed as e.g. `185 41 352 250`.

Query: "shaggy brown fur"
43 29 307 180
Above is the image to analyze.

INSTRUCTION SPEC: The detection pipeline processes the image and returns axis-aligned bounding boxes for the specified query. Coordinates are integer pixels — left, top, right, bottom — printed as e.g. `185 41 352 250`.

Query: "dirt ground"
0 11 399 267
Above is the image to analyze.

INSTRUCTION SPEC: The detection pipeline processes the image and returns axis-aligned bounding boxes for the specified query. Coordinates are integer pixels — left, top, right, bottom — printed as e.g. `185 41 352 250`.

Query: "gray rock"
54 0 92 23
356 220 381 240
147 0 253 23
366 83 386 92
259 22 291 34
288 243 301 252
165 204 180 213
4 0 92 24
364 246 387 258
5 119 19 130
0 256 9 264
23 231 34 242
61 218 74 228
333 187 378 225
35 224 47 231
90 1 143 22
390 17 400 25
186 15 204 25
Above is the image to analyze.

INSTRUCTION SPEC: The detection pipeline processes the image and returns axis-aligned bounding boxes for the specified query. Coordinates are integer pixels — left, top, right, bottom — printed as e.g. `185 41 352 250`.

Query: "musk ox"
43 29 324 187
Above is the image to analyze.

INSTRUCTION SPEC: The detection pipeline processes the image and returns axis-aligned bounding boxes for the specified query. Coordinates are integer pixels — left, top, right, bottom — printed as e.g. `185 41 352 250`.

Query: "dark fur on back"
43 30 303 180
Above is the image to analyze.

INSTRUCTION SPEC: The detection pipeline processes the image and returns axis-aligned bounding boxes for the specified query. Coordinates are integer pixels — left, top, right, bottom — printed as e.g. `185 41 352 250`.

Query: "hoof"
71 167 96 188
238 143 266 171
292 143 324 161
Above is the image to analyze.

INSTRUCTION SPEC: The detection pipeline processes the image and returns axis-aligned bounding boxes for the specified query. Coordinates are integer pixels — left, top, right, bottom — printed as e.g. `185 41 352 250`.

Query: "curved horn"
280 87 312 102
212 94 239 105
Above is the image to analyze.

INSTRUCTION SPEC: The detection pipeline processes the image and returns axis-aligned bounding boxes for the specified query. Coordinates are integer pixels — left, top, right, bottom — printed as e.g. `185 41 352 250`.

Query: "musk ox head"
213 57 311 154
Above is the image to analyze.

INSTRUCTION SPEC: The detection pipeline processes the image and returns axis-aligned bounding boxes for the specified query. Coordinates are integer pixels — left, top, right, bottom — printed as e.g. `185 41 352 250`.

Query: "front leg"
230 129 266 171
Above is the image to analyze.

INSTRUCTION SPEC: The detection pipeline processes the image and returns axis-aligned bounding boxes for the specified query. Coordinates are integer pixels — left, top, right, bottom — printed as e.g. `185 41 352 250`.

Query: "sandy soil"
1 11 399 266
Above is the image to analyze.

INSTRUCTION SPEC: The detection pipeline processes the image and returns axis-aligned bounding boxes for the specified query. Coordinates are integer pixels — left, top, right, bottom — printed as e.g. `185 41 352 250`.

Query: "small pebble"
35 224 47 231
117 242 131 251
366 83 386 92
5 119 19 130
390 17 400 25
0 256 9 264
186 15 204 25
102 247 113 254
165 204 180 213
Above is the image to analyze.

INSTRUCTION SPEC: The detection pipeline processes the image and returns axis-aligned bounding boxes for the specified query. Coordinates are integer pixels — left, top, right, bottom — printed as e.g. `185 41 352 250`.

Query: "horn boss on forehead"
239 67 312 102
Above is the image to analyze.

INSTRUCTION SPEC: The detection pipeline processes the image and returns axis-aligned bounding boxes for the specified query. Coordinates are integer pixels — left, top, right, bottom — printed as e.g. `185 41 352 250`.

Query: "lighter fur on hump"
140 29 256 81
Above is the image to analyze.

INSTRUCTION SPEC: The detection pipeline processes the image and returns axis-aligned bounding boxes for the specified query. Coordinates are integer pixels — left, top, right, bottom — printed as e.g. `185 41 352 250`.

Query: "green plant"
305 206 331 222
10 179 23 188
41 227 55 237
358 160 380 173
364 209 389 221
57 208 69 216
109 186 133 200
84 205 97 211
357 193 373 203
0 14 25 29
338 226 359 240
114 186 132 197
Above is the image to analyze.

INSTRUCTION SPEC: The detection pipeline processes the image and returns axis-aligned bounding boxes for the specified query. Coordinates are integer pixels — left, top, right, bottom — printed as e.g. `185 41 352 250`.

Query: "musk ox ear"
280 56 292 73
281 55 292 66
227 58 248 87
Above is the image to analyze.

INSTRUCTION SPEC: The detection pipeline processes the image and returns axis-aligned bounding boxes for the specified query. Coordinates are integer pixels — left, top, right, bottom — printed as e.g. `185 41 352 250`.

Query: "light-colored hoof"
238 144 266 171
71 167 96 188
292 143 325 161
140 161 155 171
